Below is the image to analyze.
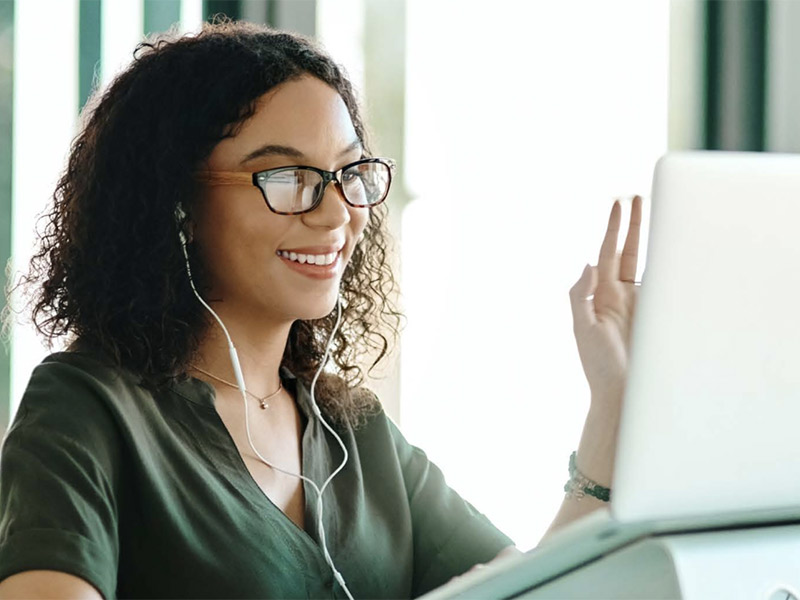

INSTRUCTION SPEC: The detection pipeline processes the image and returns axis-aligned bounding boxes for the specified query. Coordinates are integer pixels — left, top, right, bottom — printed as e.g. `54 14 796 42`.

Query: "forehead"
208 75 359 168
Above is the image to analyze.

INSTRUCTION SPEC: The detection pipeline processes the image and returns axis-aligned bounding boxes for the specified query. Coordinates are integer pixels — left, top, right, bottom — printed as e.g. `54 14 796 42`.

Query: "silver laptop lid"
613 151 800 523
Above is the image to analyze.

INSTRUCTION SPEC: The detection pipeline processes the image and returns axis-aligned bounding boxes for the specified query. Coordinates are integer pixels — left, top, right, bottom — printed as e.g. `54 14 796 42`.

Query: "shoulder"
342 391 423 472
5 351 137 458
17 350 146 418
18 342 205 414
29 348 139 392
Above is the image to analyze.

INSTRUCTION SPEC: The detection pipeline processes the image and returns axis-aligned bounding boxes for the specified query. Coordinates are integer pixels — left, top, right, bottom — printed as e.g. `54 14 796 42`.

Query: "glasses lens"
341 161 391 206
261 169 323 213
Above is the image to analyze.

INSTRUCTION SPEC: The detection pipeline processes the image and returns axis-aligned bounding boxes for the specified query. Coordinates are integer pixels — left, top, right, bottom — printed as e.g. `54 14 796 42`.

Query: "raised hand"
569 195 643 408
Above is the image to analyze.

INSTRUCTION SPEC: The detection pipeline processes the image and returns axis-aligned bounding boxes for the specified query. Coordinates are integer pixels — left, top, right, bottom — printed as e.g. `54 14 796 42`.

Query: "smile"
276 250 339 266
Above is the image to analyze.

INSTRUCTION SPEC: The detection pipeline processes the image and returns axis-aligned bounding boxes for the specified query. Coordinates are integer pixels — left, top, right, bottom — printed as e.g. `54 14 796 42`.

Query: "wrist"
575 406 620 487
564 451 611 502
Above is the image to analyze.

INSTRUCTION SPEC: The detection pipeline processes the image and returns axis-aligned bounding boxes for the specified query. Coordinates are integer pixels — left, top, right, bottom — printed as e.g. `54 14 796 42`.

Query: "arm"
543 196 643 540
0 361 122 599
0 571 102 600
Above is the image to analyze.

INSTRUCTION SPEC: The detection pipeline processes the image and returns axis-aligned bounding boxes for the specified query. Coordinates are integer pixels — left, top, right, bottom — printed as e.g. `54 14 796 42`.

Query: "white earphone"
175 204 355 599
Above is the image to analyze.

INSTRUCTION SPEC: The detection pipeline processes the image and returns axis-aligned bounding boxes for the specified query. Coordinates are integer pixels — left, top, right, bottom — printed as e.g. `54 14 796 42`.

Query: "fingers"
619 195 643 283
597 200 621 283
569 264 598 332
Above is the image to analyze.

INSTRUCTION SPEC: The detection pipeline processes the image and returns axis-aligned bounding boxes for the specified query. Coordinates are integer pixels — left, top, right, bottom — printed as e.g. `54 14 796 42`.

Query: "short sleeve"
0 361 121 599
387 420 514 596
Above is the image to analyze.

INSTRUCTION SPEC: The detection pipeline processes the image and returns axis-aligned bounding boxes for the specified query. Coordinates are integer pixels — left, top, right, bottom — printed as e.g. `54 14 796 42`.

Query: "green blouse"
0 351 513 599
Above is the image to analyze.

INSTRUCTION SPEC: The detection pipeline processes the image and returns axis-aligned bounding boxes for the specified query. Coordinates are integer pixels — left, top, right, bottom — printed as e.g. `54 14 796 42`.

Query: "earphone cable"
180 232 355 600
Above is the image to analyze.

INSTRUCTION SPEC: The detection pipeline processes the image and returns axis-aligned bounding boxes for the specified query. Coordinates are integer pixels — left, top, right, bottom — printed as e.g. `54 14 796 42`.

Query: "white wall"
401 0 669 550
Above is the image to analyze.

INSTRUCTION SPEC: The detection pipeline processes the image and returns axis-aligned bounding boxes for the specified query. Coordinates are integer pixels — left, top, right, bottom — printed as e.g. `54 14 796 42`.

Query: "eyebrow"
239 138 363 165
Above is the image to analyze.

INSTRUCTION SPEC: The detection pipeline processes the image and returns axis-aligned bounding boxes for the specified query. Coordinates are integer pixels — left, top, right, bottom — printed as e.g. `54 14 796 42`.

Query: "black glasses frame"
254 157 396 215
196 157 397 216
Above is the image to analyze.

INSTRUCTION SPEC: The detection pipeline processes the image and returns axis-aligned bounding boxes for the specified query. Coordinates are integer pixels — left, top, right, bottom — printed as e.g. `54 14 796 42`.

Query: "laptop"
420 151 800 599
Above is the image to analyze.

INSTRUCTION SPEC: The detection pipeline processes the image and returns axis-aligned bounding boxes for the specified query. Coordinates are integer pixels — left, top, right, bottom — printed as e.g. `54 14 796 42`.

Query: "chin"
291 292 341 322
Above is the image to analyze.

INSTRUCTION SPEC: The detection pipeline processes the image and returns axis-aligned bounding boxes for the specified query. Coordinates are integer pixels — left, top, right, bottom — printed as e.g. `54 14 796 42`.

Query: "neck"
191 306 293 400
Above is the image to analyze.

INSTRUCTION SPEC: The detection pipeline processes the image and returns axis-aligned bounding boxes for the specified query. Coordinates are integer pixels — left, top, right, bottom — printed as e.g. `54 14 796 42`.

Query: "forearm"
0 571 102 600
541 402 620 541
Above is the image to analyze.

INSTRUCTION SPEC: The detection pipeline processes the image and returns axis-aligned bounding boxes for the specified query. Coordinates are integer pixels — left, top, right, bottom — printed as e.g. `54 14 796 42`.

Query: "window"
400 0 669 549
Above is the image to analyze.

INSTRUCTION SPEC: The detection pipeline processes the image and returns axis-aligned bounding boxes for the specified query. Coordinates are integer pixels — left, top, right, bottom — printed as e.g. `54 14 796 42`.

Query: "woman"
0 20 641 599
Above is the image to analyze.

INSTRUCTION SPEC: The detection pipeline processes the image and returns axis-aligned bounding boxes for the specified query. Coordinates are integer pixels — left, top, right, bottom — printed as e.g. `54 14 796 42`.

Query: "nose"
301 180 351 230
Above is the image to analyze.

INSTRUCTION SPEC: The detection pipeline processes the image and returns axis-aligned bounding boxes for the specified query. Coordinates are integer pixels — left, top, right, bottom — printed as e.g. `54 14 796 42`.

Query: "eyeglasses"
196 157 396 215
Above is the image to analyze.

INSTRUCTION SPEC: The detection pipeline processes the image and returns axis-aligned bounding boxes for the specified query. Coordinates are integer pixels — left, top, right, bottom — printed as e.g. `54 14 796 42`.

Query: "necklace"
191 365 283 409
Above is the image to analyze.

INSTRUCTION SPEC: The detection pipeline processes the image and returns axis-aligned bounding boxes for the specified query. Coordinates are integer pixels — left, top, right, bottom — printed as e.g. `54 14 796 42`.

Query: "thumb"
569 264 598 332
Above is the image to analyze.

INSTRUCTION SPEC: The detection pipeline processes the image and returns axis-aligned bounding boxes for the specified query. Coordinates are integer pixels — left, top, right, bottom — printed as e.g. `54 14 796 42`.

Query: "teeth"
278 250 339 266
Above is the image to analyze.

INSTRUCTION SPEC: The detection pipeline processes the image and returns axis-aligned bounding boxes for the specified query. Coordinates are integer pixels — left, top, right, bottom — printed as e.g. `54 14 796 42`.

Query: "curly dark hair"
14 19 402 424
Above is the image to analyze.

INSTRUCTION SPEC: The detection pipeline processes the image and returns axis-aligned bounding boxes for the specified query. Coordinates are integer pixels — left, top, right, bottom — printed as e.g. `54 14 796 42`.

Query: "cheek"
193 195 292 271
343 209 371 272
349 207 370 240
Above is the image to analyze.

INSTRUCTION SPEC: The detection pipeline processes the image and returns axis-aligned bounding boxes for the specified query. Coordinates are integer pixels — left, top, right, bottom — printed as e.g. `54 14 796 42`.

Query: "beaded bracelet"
563 451 611 502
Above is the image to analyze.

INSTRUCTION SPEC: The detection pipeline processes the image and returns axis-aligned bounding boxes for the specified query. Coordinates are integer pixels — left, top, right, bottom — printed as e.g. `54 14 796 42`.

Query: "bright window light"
401 0 669 550
316 0 366 95
181 0 204 34
101 0 143 86
10 0 79 415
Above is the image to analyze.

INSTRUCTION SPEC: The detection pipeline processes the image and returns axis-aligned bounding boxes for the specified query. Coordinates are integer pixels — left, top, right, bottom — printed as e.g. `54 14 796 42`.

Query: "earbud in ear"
174 203 193 245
